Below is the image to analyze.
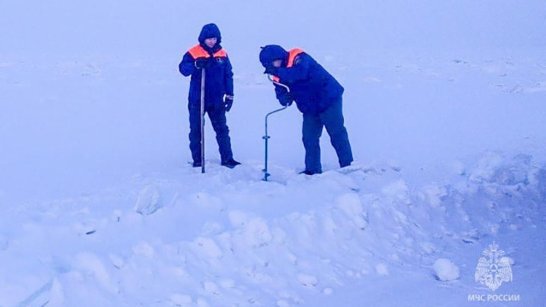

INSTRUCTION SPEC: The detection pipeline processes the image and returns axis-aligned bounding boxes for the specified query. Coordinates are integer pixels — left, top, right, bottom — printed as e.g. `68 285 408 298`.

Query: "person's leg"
207 104 234 164
188 103 202 165
302 112 324 173
320 97 353 167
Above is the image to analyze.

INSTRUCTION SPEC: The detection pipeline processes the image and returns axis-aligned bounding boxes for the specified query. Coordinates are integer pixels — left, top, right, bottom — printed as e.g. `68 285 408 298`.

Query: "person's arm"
223 55 235 111
275 54 310 83
224 55 234 96
179 52 196 76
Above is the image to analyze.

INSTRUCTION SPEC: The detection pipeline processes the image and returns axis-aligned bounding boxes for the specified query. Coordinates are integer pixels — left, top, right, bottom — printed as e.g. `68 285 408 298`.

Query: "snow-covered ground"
1 155 545 306
1 1 545 306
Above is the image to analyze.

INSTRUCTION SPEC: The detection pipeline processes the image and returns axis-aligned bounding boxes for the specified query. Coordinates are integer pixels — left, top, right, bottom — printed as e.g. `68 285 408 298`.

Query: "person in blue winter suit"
259 45 353 175
179 23 240 168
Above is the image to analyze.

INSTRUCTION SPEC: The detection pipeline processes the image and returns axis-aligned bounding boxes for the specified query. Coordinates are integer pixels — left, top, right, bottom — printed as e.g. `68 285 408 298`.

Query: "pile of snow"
0 153 544 306
433 258 460 281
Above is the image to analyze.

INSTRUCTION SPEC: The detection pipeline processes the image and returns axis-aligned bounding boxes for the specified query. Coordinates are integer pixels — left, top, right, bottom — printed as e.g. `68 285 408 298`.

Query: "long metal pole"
200 68 206 173
263 75 291 181
263 106 287 181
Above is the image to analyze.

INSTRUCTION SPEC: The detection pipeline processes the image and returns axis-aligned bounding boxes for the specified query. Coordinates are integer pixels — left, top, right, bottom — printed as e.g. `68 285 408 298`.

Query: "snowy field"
1 1 545 306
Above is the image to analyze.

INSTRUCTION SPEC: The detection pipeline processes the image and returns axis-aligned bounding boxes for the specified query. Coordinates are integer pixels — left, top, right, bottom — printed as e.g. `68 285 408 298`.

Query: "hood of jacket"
259 45 288 68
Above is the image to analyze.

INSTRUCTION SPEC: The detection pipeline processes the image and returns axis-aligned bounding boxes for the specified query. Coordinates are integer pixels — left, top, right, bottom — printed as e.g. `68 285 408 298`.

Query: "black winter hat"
259 45 288 67
198 23 222 44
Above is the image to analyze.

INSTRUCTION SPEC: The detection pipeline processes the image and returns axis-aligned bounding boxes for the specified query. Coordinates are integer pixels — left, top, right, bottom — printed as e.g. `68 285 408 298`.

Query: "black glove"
194 57 211 69
224 95 234 112
264 65 278 76
279 93 293 107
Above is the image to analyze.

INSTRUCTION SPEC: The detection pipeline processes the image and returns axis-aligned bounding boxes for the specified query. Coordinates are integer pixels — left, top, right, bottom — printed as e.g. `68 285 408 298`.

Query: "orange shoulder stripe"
213 49 227 58
287 48 304 68
271 48 303 84
188 45 228 59
188 45 209 59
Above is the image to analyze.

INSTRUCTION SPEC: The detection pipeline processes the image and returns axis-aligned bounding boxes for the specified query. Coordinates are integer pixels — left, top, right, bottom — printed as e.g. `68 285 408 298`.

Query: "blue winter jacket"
271 50 344 114
179 24 234 106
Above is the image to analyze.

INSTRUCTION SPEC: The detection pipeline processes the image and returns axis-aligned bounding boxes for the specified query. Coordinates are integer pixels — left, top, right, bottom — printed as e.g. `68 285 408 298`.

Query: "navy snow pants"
188 103 233 164
302 97 353 173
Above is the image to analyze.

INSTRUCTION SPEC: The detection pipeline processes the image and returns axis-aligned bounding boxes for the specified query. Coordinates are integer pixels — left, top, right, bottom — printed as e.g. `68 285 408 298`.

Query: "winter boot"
221 159 241 169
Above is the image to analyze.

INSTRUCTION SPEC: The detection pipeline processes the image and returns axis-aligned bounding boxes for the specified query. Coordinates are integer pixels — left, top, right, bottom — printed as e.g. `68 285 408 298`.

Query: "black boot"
221 159 241 169
299 169 322 175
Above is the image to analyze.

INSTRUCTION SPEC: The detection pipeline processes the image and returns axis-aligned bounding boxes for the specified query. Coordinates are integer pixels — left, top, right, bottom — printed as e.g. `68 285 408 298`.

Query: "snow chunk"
469 153 531 185
381 180 411 205
230 212 273 248
74 252 117 292
336 193 367 230
433 258 460 281
420 184 448 208
134 185 161 215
